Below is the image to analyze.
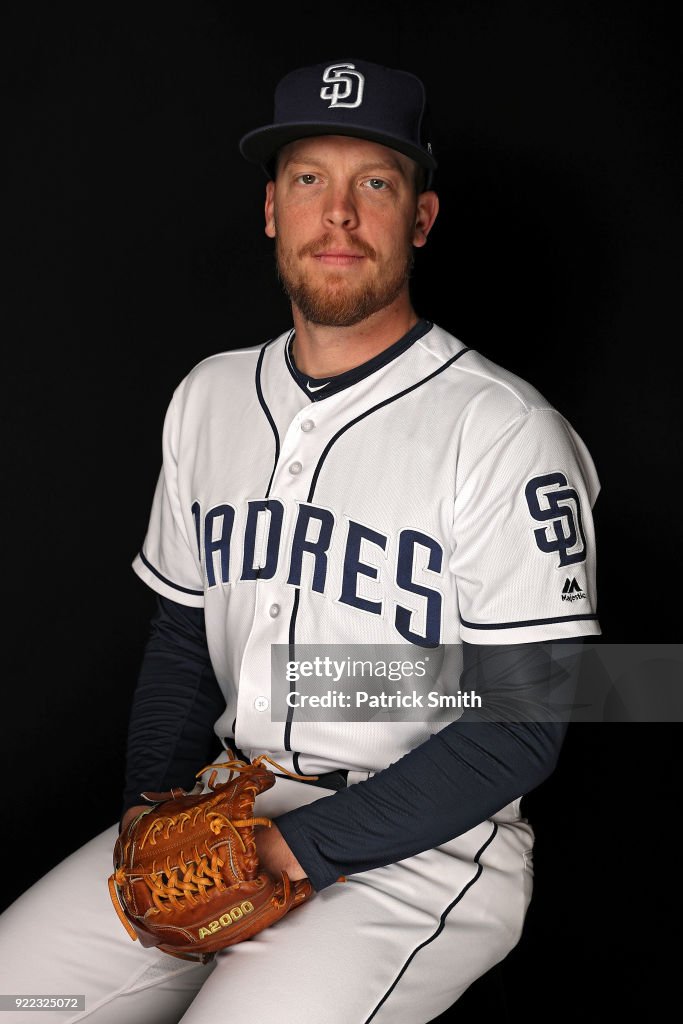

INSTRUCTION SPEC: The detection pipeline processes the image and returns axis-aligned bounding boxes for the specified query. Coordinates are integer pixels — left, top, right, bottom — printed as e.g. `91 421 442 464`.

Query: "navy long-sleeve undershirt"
120 596 226 826
122 596 581 890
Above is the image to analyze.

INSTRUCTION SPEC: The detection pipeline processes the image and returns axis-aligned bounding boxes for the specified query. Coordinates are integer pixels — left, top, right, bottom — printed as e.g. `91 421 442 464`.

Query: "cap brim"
239 121 437 174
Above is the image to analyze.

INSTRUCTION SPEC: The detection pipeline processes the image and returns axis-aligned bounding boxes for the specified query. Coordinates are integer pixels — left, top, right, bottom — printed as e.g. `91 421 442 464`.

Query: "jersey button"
301 419 315 432
269 604 280 618
289 461 303 475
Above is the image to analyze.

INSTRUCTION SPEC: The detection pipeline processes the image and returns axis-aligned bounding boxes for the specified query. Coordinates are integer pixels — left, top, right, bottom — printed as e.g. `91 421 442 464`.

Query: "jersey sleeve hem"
459 614 601 644
132 551 205 608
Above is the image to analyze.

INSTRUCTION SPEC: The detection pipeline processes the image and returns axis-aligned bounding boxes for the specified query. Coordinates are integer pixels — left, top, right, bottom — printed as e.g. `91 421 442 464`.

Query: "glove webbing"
108 754 318 940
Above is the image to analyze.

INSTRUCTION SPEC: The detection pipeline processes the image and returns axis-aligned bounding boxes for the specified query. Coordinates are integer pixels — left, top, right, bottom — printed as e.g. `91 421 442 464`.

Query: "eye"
296 173 319 185
365 178 389 191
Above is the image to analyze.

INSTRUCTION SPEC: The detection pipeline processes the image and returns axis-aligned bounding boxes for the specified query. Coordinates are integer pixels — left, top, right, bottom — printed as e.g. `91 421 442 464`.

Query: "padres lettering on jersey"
133 322 600 773
190 498 443 647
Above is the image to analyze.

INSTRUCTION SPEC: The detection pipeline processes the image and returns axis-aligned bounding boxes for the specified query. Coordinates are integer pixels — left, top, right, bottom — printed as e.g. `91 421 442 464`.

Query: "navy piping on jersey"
305 346 470 503
286 589 301 759
255 337 281 498
140 341 282 602
364 822 498 1023
284 318 433 401
138 549 204 597
461 612 599 629
284 345 472 754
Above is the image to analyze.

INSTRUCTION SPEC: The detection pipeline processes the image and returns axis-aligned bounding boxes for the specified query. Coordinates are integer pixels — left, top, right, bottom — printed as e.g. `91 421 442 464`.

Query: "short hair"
413 164 427 195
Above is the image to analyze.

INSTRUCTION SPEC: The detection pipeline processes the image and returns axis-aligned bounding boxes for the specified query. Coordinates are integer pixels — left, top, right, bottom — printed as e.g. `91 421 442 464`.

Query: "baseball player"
0 58 600 1023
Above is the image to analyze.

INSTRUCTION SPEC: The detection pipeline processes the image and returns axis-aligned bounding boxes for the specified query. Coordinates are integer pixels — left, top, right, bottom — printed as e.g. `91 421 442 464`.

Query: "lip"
313 252 366 265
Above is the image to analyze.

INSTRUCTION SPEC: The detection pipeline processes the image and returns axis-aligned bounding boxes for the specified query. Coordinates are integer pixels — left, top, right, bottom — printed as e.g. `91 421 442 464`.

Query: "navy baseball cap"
239 58 437 188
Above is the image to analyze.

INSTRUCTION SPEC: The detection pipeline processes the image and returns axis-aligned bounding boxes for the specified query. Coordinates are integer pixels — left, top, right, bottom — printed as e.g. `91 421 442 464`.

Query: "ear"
412 190 439 248
265 181 276 238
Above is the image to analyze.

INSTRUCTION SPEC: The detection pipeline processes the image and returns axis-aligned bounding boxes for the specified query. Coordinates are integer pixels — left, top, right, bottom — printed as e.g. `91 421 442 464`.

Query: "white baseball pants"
0 772 533 1024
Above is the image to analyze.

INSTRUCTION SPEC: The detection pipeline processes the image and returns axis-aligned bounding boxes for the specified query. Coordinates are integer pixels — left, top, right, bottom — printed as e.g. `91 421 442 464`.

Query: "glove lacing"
108 753 317 939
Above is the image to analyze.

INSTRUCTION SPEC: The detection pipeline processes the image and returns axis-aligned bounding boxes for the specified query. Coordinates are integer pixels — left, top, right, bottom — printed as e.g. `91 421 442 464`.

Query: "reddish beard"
275 230 415 328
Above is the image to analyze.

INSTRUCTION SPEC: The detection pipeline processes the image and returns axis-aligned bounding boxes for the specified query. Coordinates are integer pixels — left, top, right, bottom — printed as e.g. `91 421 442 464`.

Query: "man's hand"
119 804 148 834
255 822 307 881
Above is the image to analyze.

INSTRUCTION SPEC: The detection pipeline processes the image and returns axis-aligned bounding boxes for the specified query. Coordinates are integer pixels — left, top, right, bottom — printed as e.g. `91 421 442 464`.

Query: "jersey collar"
284 318 433 402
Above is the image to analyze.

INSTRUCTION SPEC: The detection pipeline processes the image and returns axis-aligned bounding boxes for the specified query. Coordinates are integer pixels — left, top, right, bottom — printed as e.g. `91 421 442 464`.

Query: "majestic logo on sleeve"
561 577 586 602
524 472 587 567
320 63 365 109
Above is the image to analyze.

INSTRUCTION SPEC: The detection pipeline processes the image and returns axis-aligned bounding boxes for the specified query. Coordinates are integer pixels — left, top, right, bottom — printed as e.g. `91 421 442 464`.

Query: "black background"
4 2 681 1020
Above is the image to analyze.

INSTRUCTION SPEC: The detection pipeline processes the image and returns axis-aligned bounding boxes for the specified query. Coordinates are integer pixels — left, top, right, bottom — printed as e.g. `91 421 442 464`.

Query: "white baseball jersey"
132 320 600 775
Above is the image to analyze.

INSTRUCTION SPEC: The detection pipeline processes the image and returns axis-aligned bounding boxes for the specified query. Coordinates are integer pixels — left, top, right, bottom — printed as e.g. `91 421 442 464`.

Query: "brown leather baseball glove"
107 754 315 963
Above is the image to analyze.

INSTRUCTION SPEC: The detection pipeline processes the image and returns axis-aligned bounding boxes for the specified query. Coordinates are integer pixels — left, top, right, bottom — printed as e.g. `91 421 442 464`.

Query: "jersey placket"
233 404 329 756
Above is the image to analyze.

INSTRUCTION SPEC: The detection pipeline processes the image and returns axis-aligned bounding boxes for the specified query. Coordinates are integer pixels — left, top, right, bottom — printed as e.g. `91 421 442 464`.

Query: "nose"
322 182 359 231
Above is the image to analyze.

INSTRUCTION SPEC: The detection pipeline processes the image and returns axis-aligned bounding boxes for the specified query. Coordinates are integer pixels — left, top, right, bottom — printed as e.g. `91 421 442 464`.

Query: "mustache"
297 233 377 261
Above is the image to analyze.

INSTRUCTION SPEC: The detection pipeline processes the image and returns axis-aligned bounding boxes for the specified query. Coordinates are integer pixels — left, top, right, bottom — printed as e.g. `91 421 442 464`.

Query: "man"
0 58 600 1023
